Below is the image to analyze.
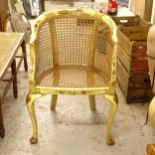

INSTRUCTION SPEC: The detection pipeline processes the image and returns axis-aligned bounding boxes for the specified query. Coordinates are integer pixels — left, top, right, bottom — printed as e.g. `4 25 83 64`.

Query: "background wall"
129 0 145 18
129 0 154 23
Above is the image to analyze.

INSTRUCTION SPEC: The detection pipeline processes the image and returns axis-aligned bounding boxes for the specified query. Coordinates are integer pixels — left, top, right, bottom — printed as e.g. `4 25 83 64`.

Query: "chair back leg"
50 95 58 111
89 95 96 111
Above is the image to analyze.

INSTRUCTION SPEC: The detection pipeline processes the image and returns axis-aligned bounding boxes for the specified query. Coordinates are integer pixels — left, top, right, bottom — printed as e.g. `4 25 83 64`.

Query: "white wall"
129 0 145 18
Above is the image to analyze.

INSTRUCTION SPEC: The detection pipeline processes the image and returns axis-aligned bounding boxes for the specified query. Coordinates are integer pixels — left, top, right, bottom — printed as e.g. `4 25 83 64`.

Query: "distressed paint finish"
27 9 118 145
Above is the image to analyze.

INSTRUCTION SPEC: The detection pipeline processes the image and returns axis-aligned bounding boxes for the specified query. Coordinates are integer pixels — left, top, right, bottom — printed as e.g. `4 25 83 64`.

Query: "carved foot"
106 137 115 145
0 127 5 138
30 137 38 144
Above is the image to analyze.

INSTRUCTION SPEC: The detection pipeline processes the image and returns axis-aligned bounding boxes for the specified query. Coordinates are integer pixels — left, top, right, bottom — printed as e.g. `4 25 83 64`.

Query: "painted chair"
147 25 155 127
26 9 118 145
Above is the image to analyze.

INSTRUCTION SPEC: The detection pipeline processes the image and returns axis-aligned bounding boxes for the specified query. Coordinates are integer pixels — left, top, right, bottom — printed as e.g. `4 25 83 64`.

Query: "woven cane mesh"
37 66 109 88
36 22 54 79
94 22 113 81
54 17 93 66
35 12 113 88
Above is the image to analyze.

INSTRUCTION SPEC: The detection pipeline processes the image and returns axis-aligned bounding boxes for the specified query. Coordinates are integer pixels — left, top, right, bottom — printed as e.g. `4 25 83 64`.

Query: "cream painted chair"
147 25 155 127
26 9 118 145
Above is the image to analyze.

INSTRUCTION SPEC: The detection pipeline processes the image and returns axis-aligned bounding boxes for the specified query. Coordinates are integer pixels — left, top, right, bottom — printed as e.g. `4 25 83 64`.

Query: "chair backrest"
3 12 32 43
30 10 117 84
3 16 13 32
10 12 32 42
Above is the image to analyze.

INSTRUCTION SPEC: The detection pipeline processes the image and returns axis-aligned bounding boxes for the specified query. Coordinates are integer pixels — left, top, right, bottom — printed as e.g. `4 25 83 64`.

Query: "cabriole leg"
89 95 96 111
50 95 58 111
26 93 41 144
104 94 118 145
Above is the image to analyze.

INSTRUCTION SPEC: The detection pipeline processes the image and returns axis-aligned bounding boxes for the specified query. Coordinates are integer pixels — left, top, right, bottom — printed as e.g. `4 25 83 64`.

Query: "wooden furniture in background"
3 12 30 72
0 32 26 137
41 0 45 11
112 15 152 103
3 14 30 74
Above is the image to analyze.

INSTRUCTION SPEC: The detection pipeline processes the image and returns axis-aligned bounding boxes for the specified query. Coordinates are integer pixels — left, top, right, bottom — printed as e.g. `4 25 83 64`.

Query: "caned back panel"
36 22 54 79
52 16 97 66
35 13 113 82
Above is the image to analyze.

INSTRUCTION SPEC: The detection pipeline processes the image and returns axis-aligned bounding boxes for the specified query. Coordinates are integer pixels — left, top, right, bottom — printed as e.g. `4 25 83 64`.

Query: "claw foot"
30 137 38 144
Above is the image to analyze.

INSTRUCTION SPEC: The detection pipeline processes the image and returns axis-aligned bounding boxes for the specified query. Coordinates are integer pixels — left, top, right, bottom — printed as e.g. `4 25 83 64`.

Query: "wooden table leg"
21 41 28 72
0 95 5 138
11 60 18 98
41 0 45 11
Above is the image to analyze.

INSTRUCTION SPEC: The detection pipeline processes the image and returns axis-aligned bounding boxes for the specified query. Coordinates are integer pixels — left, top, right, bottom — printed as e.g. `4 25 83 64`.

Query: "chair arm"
29 42 36 86
110 43 118 86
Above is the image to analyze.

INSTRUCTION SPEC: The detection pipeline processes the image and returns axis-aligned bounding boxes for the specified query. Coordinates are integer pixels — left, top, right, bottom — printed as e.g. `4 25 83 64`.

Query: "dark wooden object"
3 15 29 72
41 0 45 11
21 41 28 71
11 60 18 98
0 95 5 138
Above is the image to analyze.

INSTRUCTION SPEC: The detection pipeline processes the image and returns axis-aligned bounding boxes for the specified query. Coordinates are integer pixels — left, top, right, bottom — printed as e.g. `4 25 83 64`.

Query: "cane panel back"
29 10 117 94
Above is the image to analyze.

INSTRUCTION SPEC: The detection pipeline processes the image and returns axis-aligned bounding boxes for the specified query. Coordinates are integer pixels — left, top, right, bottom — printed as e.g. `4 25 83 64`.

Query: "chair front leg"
50 95 58 111
89 95 96 111
104 93 118 145
26 93 41 144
